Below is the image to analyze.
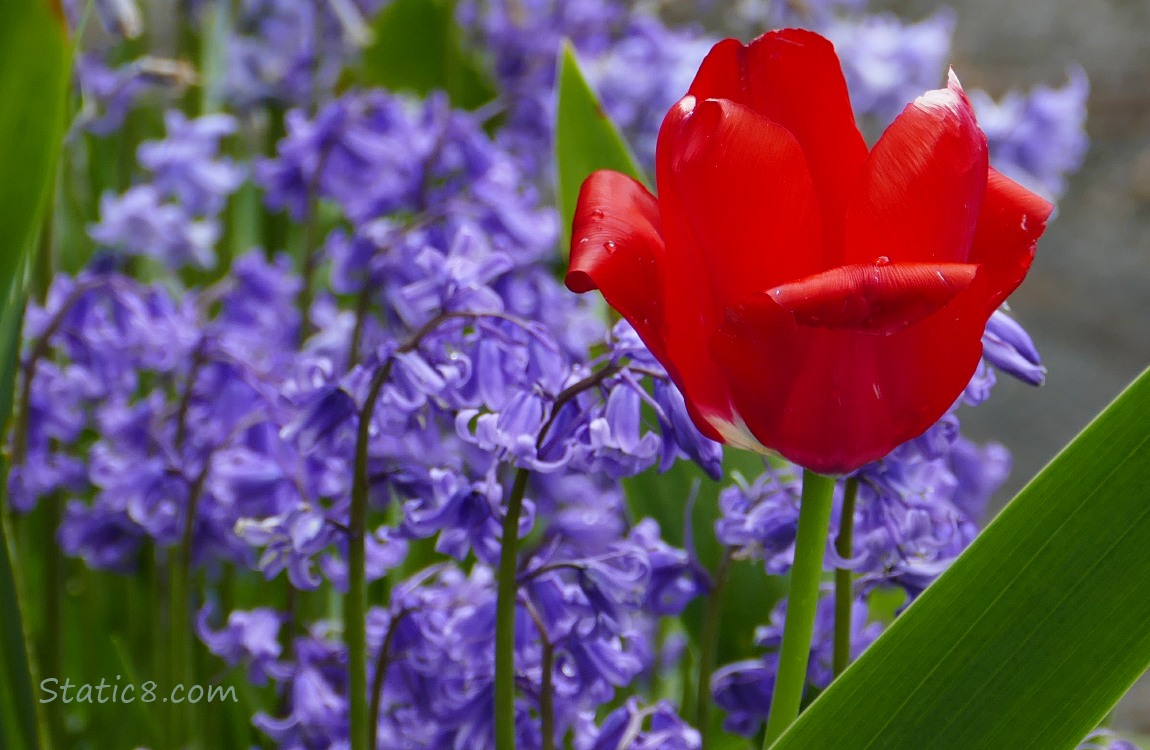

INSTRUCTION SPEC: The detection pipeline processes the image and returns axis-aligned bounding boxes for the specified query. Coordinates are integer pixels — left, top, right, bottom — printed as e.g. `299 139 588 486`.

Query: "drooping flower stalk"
833 477 860 677
346 360 394 750
763 470 837 746
696 550 732 745
494 467 530 750
369 608 410 750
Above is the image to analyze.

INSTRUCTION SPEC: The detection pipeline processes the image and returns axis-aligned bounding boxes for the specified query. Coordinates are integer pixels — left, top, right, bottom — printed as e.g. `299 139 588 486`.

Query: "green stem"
168 550 190 746
539 639 555 750
697 551 732 744
833 478 859 678
763 470 837 747
369 609 409 750
494 468 530 750
346 365 393 750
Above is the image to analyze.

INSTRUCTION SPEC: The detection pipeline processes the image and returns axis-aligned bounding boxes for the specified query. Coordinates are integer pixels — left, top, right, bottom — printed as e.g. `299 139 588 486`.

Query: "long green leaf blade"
773 366 1150 750
0 0 69 288
554 42 646 253
0 2 71 749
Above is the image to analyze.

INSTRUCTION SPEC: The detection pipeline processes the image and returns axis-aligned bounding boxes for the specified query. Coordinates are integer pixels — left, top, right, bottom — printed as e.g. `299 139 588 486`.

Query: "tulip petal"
646 98 758 442
712 283 987 474
665 97 825 300
845 70 988 267
566 166 729 441
567 170 669 360
767 261 978 335
688 29 868 250
969 167 1054 311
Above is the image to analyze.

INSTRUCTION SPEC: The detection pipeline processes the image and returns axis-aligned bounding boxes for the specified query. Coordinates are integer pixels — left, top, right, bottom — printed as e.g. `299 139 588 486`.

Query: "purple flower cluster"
713 594 883 736
91 111 242 269
825 9 958 125
202 520 703 749
970 68 1090 199
74 54 198 136
13 0 1108 748
223 0 382 110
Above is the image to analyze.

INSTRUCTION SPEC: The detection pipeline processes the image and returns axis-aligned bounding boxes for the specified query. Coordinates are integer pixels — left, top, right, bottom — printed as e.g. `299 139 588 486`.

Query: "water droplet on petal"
603 241 617 254
590 209 605 220
561 662 576 677
873 255 890 266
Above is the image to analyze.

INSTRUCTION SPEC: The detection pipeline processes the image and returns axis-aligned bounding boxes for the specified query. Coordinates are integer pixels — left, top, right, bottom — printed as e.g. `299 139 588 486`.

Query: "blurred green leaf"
554 42 646 253
0 2 71 749
360 0 497 110
0 0 69 291
773 365 1150 750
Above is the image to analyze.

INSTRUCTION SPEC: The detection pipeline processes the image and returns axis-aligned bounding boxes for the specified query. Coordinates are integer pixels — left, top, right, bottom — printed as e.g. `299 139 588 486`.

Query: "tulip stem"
833 478 859 678
763 470 837 747
495 467 530 750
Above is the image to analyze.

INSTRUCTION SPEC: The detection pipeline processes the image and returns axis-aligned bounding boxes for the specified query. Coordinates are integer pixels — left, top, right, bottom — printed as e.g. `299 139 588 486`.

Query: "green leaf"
0 3 71 749
772 365 1150 750
0 0 70 293
554 42 646 254
360 0 497 110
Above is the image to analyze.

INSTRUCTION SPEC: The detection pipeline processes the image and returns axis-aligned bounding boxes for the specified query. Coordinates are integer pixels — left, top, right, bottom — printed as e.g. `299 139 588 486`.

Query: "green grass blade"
554 42 647 253
0 3 71 749
772 365 1150 750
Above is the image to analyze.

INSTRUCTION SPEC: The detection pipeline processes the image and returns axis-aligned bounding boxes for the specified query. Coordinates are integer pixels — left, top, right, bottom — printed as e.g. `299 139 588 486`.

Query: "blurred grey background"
878 0 1150 732
873 0 1150 500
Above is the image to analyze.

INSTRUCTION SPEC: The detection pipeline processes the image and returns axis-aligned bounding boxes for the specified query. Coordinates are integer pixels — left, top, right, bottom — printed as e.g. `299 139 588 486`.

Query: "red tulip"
565 29 1053 475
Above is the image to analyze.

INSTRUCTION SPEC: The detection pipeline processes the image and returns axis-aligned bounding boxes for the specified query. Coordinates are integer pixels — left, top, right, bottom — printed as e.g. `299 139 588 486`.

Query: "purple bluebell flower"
213 251 303 363
1080 730 1143 750
573 379 662 479
628 518 708 616
254 624 350 747
711 656 777 737
715 467 803 575
826 10 956 125
844 425 985 597
586 17 713 164
653 378 723 481
948 437 1011 523
728 0 866 31
971 68 1089 199
757 593 884 690
577 698 701 750
58 500 144 572
223 0 376 109
196 604 283 685
138 111 244 215
74 55 197 136
402 467 511 562
983 309 1046 386
90 186 219 268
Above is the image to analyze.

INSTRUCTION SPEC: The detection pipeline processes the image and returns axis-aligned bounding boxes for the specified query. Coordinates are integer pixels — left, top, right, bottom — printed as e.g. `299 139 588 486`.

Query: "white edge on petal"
913 68 966 116
710 412 772 456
